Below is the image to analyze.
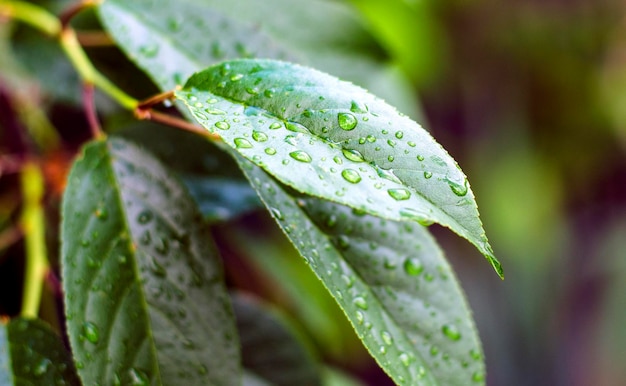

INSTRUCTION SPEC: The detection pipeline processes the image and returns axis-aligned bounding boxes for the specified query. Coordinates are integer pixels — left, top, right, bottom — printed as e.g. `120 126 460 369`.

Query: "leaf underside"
238 158 486 385
61 138 239 385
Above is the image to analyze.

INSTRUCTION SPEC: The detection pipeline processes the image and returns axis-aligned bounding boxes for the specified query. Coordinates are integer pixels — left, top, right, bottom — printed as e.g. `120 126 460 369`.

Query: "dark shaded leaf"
61 138 239 385
0 318 80 385
233 293 321 386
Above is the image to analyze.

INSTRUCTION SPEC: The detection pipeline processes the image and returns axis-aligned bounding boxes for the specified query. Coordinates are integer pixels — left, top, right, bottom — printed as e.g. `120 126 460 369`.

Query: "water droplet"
264 147 277 155
417 154 424 161
215 121 230 130
264 89 275 98
395 131 404 139
388 188 411 201
374 165 402 184
442 324 462 341
137 210 153 224
424 171 433 179
150 258 167 277
333 156 343 165
399 353 411 367
446 177 469 196
408 141 416 147
342 148 365 162
234 138 253 149
387 155 394 162
350 101 368 113
129 368 149 386
269 122 282 130
338 113 358 130
353 297 369 310
430 345 439 356
379 346 387 355
403 257 424 276
95 208 107 220
83 321 99 344
381 331 393 345
245 87 258 95
252 131 268 142
387 139 396 147
139 44 158 57
472 371 485 382
289 150 312 163
286 121 309 133
270 207 283 220
230 73 244 81
341 169 362 183
470 349 482 361
33 358 51 376
355 311 364 324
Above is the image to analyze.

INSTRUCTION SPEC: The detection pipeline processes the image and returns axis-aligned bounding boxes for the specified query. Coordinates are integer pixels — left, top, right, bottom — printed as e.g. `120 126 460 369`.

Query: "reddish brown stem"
76 31 114 47
135 108 220 140
82 83 103 139
59 0 99 29
136 89 177 110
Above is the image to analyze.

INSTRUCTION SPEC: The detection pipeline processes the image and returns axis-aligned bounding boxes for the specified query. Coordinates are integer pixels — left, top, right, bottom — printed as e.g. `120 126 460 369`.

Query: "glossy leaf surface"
177 59 501 276
61 138 239 385
0 318 80 385
238 158 486 385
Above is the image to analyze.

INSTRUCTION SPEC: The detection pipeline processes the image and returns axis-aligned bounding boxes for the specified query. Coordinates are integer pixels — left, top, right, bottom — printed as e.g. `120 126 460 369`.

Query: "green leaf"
176 59 501 277
97 0 420 118
61 138 239 385
233 293 321 386
97 0 290 91
238 158 486 385
113 119 261 222
0 318 80 385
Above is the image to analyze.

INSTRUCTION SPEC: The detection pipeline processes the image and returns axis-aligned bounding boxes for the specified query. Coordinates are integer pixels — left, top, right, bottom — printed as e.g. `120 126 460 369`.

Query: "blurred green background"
2 0 626 385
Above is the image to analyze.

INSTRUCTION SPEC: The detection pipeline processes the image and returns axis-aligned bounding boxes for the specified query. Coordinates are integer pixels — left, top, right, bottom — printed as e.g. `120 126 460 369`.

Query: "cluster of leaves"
0 0 502 385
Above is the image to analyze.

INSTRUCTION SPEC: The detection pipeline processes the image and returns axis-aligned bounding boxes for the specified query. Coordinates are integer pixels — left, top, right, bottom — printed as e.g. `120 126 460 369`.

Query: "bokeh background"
2 0 626 385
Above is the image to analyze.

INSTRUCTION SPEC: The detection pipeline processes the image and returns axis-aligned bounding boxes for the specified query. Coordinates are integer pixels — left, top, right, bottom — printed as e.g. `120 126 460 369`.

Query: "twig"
135 108 220 141
82 83 103 139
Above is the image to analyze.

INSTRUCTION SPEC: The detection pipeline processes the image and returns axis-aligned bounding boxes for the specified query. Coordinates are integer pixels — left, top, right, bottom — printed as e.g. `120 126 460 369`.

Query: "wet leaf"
115 120 261 222
0 318 80 385
97 0 420 117
238 158 486 385
177 59 501 276
61 138 239 385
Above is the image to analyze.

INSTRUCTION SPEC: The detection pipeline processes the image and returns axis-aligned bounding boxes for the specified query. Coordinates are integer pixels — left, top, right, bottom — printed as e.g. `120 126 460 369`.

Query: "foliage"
0 0 502 385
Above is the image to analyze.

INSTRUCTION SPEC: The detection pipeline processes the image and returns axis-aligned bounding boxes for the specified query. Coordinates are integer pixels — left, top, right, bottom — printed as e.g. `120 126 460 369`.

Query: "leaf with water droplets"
177 59 501 277
115 120 262 223
233 293 321 386
238 159 486 385
61 138 240 385
0 318 80 385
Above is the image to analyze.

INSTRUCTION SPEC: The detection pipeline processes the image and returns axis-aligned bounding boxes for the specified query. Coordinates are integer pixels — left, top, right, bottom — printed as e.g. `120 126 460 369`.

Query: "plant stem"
60 28 138 109
83 83 104 138
20 160 49 318
0 1 61 36
59 0 102 28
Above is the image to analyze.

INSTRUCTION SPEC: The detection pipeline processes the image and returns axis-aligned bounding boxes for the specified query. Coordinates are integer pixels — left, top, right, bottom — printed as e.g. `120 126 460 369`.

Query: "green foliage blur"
1 0 625 385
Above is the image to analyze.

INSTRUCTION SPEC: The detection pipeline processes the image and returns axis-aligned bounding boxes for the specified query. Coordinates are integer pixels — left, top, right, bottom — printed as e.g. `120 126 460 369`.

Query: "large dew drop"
342 149 365 162
289 150 312 163
341 169 362 183
338 113 358 130
387 188 411 201
234 138 253 149
446 177 469 196
442 324 462 341
82 321 100 344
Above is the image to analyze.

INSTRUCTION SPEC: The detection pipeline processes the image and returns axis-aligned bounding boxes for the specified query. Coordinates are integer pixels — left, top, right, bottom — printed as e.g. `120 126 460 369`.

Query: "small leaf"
0 318 80 385
238 158 486 385
177 59 501 276
233 293 321 386
61 138 240 385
